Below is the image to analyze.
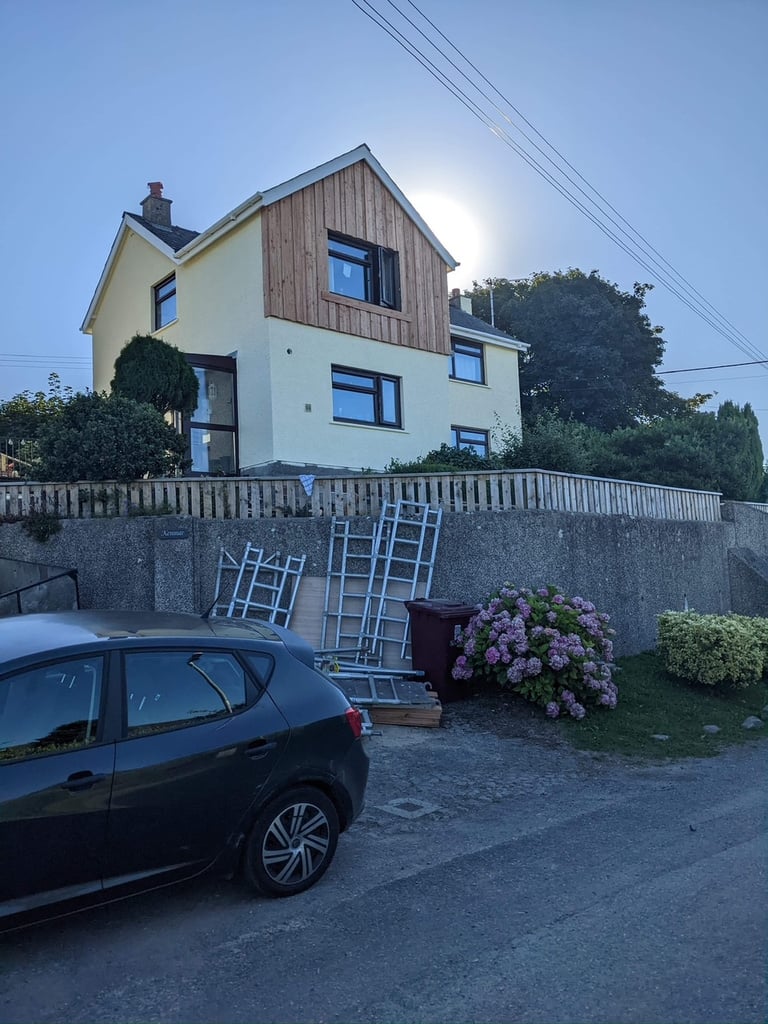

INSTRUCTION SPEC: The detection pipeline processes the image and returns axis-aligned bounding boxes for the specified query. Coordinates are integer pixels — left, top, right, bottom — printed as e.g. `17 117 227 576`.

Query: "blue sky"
1 0 766 449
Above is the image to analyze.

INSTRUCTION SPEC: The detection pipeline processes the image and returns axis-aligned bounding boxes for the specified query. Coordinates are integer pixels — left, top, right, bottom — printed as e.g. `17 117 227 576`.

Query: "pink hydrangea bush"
452 584 618 719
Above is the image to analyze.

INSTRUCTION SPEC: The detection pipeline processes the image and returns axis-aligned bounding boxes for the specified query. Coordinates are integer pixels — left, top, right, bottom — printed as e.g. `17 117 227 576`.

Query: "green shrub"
385 443 499 474
726 614 768 666
657 611 765 688
21 508 62 542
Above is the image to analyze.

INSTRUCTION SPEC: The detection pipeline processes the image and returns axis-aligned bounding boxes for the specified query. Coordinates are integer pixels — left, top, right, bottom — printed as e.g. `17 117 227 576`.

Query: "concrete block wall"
0 503 765 658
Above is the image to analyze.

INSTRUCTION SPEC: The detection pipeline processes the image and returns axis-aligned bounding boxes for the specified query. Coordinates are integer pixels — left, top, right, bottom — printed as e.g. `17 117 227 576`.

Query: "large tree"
470 271 706 431
592 401 766 501
111 334 199 416
38 393 189 482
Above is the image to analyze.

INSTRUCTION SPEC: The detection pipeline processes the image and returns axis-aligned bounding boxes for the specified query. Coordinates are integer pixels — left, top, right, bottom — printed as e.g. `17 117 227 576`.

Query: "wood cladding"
262 161 452 354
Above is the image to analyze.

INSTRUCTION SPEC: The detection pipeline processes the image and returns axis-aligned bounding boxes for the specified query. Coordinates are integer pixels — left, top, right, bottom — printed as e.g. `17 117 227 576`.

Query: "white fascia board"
124 215 179 259
80 216 178 334
175 192 264 261
451 323 529 352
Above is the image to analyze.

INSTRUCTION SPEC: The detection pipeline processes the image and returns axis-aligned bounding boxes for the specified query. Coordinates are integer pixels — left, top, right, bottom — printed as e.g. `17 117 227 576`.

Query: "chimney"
449 287 473 315
141 181 172 226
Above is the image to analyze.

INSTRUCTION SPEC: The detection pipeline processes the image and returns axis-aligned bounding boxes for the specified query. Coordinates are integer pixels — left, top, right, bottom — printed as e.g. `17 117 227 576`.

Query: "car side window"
0 657 104 763
124 651 248 738
243 652 274 688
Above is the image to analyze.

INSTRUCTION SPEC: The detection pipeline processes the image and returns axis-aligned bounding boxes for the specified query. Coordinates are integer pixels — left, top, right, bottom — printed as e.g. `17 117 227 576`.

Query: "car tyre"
244 787 340 898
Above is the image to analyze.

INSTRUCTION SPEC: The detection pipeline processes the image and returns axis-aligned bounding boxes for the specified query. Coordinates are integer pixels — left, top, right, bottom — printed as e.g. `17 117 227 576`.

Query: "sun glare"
410 192 482 288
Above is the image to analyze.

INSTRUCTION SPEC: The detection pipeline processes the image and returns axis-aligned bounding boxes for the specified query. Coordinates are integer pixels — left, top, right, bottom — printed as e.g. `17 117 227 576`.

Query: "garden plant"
452 584 617 719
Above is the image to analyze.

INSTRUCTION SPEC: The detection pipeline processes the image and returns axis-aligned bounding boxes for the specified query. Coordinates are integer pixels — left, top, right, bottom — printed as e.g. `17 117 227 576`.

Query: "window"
124 651 248 737
450 339 485 384
186 355 238 474
451 426 490 457
154 274 177 330
0 657 103 762
332 366 402 428
328 233 400 310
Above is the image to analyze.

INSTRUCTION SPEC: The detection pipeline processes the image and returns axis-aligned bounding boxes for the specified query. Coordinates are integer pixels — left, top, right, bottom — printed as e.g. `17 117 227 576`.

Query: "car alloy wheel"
244 787 340 897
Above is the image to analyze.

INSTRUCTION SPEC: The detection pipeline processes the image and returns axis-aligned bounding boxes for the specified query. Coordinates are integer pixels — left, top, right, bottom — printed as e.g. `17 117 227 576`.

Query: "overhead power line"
657 359 768 375
0 356 91 367
352 0 768 370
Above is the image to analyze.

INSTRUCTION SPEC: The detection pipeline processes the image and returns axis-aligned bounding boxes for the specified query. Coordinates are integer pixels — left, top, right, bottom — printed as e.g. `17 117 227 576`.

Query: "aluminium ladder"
320 500 442 666
212 542 306 628
361 500 442 663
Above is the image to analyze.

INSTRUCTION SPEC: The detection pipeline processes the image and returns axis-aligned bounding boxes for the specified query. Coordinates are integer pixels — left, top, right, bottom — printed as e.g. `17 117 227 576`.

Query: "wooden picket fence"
0 469 723 523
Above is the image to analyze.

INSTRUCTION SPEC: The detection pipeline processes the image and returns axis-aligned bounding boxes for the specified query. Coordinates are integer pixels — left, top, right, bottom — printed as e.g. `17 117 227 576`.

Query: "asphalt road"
2 702 766 1024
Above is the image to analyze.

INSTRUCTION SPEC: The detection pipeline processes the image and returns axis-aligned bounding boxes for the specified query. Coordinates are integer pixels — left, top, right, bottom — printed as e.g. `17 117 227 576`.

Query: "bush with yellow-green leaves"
657 611 768 688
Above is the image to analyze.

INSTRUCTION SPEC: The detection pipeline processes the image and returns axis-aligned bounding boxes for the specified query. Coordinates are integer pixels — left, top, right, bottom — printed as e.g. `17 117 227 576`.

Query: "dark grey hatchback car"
0 610 369 932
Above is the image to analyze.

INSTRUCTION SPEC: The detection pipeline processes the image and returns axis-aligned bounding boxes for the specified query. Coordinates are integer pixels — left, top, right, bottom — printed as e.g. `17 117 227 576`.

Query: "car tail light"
345 706 363 739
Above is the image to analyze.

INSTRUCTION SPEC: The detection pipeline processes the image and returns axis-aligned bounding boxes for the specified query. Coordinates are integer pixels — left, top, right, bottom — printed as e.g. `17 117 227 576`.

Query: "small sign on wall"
159 527 190 541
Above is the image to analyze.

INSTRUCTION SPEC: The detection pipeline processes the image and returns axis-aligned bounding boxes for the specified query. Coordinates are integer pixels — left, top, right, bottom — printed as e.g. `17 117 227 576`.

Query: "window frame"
120 648 259 740
451 425 490 457
184 354 238 476
327 232 401 311
331 365 402 429
153 273 177 331
450 338 486 385
0 655 106 764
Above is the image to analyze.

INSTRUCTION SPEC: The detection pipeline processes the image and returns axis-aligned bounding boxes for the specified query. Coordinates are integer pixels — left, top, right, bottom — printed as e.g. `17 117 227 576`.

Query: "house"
82 145 527 475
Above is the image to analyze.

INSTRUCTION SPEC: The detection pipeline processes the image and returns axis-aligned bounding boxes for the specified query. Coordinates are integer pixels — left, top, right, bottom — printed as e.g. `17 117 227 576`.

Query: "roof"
125 213 199 253
449 305 529 351
81 144 458 333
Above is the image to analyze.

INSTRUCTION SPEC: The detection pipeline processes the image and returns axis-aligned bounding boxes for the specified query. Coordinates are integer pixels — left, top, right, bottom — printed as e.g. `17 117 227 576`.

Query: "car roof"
0 610 284 666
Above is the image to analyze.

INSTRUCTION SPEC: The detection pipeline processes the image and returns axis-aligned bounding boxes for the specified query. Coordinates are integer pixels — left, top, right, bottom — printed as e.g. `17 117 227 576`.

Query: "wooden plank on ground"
368 701 442 728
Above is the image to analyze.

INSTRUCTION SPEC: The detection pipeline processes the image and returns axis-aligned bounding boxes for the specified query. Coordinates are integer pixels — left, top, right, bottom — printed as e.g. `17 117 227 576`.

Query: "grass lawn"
558 651 768 759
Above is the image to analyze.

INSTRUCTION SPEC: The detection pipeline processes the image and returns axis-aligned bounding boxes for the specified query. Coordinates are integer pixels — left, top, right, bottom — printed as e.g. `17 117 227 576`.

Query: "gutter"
451 324 529 353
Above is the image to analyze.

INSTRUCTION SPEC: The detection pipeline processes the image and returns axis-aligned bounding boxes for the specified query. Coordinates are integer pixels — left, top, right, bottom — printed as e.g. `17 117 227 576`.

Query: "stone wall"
0 502 765 657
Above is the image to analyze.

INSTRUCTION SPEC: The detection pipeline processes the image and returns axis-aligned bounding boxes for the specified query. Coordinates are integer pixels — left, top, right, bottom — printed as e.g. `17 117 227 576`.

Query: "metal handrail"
0 569 80 615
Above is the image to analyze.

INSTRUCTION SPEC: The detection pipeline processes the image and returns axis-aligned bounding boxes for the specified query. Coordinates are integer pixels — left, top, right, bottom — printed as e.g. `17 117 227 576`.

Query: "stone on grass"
741 716 764 730
763 705 768 717
650 734 670 741
702 724 721 735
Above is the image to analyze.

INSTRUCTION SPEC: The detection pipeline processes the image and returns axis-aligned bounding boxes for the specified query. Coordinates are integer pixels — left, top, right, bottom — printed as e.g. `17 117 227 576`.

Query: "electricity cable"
353 0 768 368
397 0 759 358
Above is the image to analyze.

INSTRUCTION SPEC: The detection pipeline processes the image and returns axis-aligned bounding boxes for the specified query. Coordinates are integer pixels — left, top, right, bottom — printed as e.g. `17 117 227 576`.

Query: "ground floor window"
451 425 489 457
331 366 402 428
185 355 238 474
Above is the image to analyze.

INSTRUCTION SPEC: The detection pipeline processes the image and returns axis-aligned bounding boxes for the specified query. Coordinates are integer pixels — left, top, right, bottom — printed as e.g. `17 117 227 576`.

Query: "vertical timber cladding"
262 161 452 354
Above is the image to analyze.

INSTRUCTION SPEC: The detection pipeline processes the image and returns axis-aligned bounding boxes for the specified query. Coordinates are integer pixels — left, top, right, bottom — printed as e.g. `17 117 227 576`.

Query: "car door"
0 654 114 923
104 648 290 891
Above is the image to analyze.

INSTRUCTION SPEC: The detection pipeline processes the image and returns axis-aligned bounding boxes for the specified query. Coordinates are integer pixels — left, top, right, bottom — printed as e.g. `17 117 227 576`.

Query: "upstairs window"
332 366 402 428
451 426 489 457
450 339 485 384
154 274 177 329
328 233 400 310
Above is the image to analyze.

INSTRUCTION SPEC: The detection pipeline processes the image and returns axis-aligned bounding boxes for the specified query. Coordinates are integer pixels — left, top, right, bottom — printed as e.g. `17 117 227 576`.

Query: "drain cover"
379 797 441 819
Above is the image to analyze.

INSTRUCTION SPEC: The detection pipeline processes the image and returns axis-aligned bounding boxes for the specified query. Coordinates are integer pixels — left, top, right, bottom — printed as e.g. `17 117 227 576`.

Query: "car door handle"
246 739 278 759
61 771 107 792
